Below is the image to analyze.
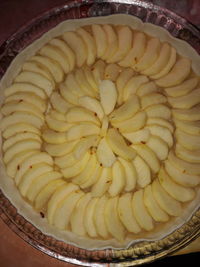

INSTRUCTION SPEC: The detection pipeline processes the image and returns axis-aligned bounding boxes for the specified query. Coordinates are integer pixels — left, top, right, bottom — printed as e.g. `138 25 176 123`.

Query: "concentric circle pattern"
0 24 200 242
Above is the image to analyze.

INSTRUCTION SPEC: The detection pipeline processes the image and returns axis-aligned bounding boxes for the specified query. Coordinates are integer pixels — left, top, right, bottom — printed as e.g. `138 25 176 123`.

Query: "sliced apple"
6 150 38 178
3 139 41 164
18 163 53 197
152 179 182 216
91 24 107 58
99 80 117 115
91 167 112 197
155 58 191 87
30 55 64 83
84 197 99 238
0 112 43 132
146 135 169 161
133 143 160 173
73 135 99 160
66 107 100 126
118 157 137 192
175 129 200 150
64 73 85 97
136 81 158 97
123 75 149 102
62 31 87 67
15 70 55 96
39 45 69 74
94 195 109 239
172 105 200 121
34 179 66 211
5 92 46 112
142 43 171 76
92 59 106 85
109 95 140 123
2 123 41 140
70 193 91 236
146 125 173 147
132 189 154 231
104 196 125 241
66 122 100 141
96 137 116 167
47 183 79 225
53 190 84 230
158 168 195 202
100 115 109 137
144 185 169 222
133 155 151 188
109 26 132 63
77 27 96 65
102 24 118 61
141 93 167 109
106 128 136 160
75 69 97 98
168 150 200 175
116 68 135 105
118 193 141 233
42 129 67 144
83 66 98 93
61 152 90 178
50 38 75 71
164 159 200 187
59 83 79 106
145 104 171 120
146 117 174 133
50 91 72 114
123 128 150 144
176 143 200 163
45 140 78 158
173 119 200 135
45 114 71 132
26 171 62 202
22 61 53 81
133 38 160 72
150 47 176 79
119 32 146 67
15 152 53 186
164 77 198 97
2 132 41 152
112 111 146 133
79 96 104 120
108 161 125 196
72 154 97 185
104 63 122 81
4 82 46 100
80 164 102 189
54 151 79 169
168 88 200 109
48 110 66 121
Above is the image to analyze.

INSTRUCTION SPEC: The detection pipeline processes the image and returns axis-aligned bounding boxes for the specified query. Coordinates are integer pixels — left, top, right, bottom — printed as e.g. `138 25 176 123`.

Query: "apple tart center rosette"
0 23 200 243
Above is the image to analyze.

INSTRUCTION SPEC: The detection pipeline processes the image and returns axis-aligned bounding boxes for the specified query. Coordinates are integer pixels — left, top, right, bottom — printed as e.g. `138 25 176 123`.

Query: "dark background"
0 0 200 266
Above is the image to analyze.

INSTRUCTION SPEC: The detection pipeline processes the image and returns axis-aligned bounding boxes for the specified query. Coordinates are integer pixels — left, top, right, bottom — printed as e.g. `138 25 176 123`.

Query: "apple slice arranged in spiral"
70 193 92 236
62 31 87 67
118 193 141 233
155 58 191 87
106 128 136 160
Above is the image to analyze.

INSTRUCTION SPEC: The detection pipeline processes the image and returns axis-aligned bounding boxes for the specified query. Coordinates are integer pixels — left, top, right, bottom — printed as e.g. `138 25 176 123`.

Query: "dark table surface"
0 1 200 266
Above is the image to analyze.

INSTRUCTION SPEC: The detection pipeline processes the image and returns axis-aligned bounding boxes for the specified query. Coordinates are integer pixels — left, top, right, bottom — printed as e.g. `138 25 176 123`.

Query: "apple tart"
0 23 200 243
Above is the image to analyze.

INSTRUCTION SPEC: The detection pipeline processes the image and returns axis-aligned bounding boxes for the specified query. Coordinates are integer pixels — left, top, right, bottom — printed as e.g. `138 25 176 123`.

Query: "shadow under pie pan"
0 0 200 265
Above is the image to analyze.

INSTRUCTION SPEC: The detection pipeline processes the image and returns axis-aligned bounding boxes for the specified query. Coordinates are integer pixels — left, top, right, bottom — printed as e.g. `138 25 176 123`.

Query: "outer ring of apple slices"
0 23 199 244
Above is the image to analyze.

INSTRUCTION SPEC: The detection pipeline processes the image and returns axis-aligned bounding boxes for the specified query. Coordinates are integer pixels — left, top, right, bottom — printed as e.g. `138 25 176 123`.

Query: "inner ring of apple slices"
42 63 175 197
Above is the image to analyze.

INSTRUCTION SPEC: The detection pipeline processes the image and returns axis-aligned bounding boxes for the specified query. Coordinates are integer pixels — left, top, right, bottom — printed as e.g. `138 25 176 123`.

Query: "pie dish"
0 0 200 265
